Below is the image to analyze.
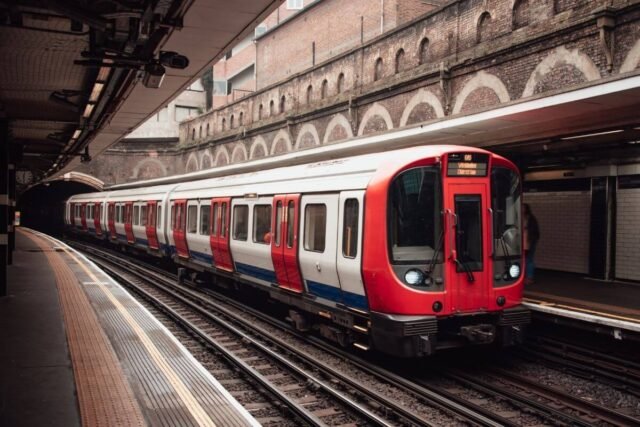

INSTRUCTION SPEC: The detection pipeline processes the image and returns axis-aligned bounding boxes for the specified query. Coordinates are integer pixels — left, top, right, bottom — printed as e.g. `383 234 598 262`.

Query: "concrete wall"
616 187 640 281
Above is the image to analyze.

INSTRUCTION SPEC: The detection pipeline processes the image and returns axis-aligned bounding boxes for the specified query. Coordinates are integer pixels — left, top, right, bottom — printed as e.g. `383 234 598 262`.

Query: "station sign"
447 153 489 177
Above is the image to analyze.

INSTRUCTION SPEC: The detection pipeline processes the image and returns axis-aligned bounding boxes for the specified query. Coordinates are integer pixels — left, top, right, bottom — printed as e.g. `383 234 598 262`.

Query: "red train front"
363 147 529 357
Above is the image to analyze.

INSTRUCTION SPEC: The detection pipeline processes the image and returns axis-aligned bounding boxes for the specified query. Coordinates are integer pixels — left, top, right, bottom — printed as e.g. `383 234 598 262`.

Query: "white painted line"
524 302 640 333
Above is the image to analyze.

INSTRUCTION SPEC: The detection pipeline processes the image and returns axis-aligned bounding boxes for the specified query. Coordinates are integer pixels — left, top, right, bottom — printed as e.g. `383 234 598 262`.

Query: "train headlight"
509 264 521 279
404 269 424 286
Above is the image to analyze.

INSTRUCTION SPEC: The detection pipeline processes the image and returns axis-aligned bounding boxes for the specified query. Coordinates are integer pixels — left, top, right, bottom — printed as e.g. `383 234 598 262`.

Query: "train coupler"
460 324 496 344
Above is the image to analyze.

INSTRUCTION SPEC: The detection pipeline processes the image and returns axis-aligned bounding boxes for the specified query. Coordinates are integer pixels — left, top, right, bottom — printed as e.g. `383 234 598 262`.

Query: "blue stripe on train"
307 280 369 310
190 250 213 264
235 262 277 283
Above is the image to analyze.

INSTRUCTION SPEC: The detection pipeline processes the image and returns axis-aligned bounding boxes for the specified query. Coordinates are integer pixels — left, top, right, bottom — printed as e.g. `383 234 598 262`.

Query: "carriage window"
275 201 283 246
141 205 147 226
221 202 228 237
253 205 272 244
233 205 248 240
199 205 210 235
389 166 442 264
171 205 176 229
304 204 326 252
187 205 198 234
286 201 295 248
133 205 140 225
157 205 162 228
342 199 359 258
212 203 219 235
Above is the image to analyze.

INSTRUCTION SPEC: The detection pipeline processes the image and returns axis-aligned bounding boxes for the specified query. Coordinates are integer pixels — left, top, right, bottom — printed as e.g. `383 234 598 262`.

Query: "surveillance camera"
159 51 189 69
142 62 166 89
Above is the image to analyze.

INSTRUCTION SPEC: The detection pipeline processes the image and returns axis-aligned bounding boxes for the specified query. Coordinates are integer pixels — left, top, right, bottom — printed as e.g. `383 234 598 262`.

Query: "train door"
108 202 116 239
94 202 102 236
146 201 159 249
336 191 367 310
209 198 233 271
299 194 342 302
270 194 303 293
80 203 87 231
173 199 189 258
445 182 491 313
124 202 134 243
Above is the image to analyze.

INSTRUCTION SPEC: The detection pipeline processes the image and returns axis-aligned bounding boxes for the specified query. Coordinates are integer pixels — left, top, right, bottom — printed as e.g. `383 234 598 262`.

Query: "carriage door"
124 202 135 243
446 183 491 313
299 194 342 303
146 201 159 249
94 202 102 236
337 191 367 310
271 194 303 293
209 198 233 271
173 200 189 258
108 203 116 239
80 203 87 230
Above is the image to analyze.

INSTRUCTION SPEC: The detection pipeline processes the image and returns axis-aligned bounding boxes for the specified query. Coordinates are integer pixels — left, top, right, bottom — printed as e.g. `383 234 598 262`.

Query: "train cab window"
286 201 295 248
221 203 228 237
141 205 147 226
304 204 326 252
212 203 219 235
491 167 522 282
253 204 272 244
275 201 283 246
233 205 248 241
187 205 198 234
133 205 140 225
342 199 359 258
389 166 442 263
199 205 210 235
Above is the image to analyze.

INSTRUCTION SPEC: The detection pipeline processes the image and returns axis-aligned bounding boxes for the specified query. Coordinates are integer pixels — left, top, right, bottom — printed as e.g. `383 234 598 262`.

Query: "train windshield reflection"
389 166 442 264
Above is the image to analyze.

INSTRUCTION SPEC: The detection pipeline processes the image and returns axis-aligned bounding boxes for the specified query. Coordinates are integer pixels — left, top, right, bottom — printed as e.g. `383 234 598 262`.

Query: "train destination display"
447 153 489 177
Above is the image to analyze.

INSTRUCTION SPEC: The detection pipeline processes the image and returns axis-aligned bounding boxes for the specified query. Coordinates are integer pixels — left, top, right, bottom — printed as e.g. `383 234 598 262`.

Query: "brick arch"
323 113 354 144
357 103 394 136
249 136 269 159
620 39 640 73
294 123 320 150
131 158 167 179
231 143 248 163
400 89 445 126
214 147 230 166
185 153 199 172
200 149 213 170
452 71 510 115
270 129 292 155
522 46 601 98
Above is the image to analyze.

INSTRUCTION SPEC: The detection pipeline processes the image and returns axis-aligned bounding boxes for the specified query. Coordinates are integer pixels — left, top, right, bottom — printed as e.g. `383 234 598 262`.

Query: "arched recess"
357 103 394 136
323 113 354 144
54 171 105 190
214 147 230 166
131 158 168 180
620 39 640 73
185 153 199 173
249 136 269 159
270 129 293 155
231 143 248 163
452 71 511 115
294 123 320 150
522 46 601 97
400 89 445 126
200 149 213 170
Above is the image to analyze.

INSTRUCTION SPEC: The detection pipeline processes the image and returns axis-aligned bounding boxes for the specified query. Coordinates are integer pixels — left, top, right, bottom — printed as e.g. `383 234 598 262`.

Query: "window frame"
303 203 327 253
252 204 272 244
342 198 359 259
232 204 249 241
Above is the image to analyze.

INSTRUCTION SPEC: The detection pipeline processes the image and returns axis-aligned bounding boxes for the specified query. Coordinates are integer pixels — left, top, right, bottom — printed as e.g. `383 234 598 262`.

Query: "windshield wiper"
455 257 475 282
427 227 444 277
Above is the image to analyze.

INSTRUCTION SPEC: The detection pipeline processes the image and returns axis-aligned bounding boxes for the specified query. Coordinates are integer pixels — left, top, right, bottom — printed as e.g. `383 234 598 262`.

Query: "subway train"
65 145 529 357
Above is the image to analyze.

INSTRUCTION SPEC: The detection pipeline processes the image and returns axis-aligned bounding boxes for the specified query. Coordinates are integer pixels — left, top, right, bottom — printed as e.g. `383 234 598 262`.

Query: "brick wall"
616 188 640 281
524 191 591 274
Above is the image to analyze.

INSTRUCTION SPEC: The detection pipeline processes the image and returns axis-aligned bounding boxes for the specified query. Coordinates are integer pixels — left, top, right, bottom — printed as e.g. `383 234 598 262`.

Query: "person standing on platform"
523 203 540 285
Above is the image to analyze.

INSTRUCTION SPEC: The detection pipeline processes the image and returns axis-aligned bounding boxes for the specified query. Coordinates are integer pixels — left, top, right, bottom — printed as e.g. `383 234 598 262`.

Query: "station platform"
1 228 259 427
524 269 640 340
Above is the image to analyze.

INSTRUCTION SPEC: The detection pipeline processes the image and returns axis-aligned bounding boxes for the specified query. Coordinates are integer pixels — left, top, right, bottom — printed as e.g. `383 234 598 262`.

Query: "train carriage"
66 145 529 357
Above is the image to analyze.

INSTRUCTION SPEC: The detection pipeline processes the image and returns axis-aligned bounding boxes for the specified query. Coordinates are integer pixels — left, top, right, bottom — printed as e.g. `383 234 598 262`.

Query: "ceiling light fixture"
561 129 624 140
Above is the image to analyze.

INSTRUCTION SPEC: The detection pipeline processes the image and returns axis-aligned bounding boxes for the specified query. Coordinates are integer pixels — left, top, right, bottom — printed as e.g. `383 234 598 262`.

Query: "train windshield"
491 167 522 258
389 166 442 264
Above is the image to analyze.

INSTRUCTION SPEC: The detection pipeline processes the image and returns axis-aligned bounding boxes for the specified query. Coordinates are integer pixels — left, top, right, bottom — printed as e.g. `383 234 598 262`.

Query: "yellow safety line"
61 245 217 427
524 297 640 323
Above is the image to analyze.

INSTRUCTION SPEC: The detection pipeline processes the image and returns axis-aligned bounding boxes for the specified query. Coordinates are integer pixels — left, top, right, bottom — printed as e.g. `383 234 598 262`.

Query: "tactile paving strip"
21 229 147 427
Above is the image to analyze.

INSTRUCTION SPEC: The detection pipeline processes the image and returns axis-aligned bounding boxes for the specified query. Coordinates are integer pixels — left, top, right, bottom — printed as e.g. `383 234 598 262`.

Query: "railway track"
69 240 640 427
74 241 505 426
